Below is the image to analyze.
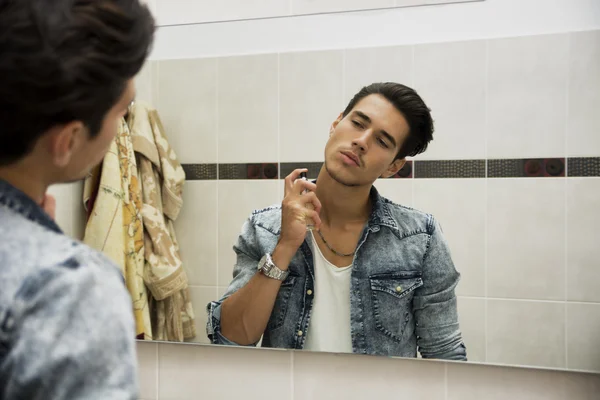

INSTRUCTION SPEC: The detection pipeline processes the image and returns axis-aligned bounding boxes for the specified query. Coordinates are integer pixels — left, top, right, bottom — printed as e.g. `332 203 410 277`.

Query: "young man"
208 82 467 361
0 1 154 399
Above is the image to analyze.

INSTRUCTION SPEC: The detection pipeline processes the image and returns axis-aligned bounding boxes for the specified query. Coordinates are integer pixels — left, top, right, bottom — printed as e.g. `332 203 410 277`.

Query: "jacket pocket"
369 272 423 343
266 274 298 331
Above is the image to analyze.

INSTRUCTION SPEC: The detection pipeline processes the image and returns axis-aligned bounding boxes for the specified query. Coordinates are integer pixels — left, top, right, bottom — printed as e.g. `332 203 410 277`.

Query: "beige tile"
292 0 394 15
567 303 600 372
564 372 600 399
156 0 291 25
218 54 278 163
487 34 568 158
218 180 280 287
47 181 85 240
186 286 217 344
487 179 565 300
174 181 218 286
294 352 444 399
448 362 576 400
395 0 424 6
159 344 291 400
136 341 157 400
413 40 486 160
279 50 344 162
568 30 600 157
156 58 217 164
373 178 413 207
487 299 565 369
135 60 156 105
343 45 413 102
567 178 600 302
457 297 485 363
414 179 486 297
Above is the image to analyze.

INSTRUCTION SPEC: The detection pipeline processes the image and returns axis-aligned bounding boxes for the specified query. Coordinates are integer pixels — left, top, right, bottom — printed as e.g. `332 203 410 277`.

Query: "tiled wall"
151 0 480 26
134 29 600 374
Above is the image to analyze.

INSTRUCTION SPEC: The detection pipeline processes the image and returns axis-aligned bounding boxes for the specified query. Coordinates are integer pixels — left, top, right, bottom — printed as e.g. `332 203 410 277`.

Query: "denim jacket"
207 185 467 361
0 180 139 400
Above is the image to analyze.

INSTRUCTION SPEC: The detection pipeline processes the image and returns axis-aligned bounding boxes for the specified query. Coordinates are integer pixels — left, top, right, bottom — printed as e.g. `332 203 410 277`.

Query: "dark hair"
0 0 155 166
342 82 434 160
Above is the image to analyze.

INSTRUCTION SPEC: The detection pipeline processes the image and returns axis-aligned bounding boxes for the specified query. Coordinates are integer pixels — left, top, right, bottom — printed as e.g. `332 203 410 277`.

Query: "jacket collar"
0 179 62 234
366 184 398 231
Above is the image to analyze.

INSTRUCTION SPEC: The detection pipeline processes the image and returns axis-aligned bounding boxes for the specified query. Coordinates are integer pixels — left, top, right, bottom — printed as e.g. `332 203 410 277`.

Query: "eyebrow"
353 110 397 148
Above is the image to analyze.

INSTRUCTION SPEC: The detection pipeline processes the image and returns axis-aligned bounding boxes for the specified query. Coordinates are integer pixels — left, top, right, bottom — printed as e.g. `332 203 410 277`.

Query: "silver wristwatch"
258 253 289 281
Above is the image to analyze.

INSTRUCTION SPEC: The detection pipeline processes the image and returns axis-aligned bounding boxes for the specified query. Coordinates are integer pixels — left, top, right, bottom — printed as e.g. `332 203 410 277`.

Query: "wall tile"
294 352 445 399
487 34 569 158
564 372 600 399
279 50 344 162
174 181 218 286
157 58 217 164
292 0 394 15
487 299 565 369
396 0 423 6
218 54 278 163
217 180 280 287
413 40 486 160
448 362 582 400
47 182 85 240
158 344 292 400
156 0 291 25
414 179 485 296
568 30 600 157
343 45 413 102
186 286 217 344
136 342 158 400
373 179 413 207
457 297 486 362
567 303 600 372
567 178 600 302
135 60 156 105
487 179 565 300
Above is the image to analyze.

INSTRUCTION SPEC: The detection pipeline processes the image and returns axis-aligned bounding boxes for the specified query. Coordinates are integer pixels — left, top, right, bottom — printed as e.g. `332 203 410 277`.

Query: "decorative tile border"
488 158 566 178
568 157 600 177
181 157 600 180
413 160 485 179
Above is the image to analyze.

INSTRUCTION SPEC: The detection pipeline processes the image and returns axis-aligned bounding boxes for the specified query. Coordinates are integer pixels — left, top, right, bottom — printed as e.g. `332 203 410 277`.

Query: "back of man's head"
0 0 155 167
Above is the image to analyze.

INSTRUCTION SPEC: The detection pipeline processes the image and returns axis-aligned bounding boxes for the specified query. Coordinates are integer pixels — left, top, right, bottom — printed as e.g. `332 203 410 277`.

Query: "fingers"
292 178 317 195
302 191 322 214
305 210 322 230
284 168 308 196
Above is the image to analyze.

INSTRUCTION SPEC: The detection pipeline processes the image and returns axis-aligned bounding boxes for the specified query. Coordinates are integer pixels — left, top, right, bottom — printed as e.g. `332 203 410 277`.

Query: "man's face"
323 94 410 187
57 80 135 182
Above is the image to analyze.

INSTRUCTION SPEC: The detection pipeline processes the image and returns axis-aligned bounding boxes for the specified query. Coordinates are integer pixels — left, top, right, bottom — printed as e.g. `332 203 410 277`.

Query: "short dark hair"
342 82 434 160
0 0 155 166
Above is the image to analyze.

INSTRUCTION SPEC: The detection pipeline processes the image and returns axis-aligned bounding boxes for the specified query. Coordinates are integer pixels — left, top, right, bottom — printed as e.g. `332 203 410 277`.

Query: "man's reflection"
207 82 467 361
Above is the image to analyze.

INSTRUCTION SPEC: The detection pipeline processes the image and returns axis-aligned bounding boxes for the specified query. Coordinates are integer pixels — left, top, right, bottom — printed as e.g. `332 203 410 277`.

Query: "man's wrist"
271 242 298 271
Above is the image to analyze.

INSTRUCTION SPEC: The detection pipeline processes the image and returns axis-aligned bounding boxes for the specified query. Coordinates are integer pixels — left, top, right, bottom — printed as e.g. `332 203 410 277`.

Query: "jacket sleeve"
1 262 139 400
206 216 263 346
413 216 468 361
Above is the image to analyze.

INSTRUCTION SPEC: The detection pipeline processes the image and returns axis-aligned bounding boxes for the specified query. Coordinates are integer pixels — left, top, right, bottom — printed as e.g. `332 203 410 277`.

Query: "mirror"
92 26 600 374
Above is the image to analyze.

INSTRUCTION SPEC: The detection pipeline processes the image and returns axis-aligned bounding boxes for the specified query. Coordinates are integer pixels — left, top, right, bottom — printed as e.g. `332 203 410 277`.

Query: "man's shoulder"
379 196 437 236
248 203 282 236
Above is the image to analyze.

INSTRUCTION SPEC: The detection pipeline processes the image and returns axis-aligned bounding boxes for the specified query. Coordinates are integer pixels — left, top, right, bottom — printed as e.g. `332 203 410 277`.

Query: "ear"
381 158 406 179
329 112 344 136
47 121 86 167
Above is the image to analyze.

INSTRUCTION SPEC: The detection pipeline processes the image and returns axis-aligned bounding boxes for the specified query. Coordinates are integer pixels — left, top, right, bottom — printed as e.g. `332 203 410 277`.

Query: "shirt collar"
0 179 63 234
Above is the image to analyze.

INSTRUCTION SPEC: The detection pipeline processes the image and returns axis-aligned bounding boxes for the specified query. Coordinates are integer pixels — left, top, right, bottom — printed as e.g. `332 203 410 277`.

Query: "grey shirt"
0 179 139 400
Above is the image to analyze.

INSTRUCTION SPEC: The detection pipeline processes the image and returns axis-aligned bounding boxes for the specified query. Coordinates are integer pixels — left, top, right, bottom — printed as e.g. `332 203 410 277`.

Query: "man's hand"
278 169 322 252
41 194 56 220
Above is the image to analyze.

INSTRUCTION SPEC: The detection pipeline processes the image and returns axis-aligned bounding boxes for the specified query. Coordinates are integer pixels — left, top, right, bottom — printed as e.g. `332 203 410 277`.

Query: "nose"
352 129 371 153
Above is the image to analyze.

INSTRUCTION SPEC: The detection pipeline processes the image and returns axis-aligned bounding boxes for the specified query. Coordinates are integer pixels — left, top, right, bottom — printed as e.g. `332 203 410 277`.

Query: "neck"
315 166 372 228
0 162 49 204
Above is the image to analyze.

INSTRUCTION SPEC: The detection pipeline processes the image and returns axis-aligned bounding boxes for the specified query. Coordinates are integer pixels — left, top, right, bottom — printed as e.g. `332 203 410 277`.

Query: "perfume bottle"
299 171 315 231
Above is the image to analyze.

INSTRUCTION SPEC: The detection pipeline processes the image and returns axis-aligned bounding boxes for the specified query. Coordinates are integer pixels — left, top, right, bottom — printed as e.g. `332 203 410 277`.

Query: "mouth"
340 151 360 167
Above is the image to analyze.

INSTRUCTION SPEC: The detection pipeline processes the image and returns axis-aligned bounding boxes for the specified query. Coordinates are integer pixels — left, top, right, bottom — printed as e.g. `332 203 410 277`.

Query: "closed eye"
352 120 364 129
378 138 389 148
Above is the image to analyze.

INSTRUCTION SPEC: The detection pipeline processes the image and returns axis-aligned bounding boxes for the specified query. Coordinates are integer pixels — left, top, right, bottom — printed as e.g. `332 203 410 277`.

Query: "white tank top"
303 232 353 353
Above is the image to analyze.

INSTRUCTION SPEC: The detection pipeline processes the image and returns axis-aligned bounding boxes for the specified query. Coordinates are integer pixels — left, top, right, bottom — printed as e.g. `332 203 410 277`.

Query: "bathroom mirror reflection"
75 27 600 374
